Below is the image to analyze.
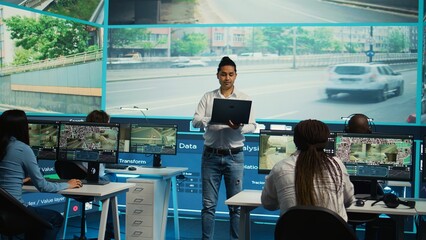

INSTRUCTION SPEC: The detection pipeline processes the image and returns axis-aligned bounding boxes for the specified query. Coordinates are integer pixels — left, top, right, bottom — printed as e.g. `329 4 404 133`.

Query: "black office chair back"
0 187 52 237
55 160 88 180
275 205 356 240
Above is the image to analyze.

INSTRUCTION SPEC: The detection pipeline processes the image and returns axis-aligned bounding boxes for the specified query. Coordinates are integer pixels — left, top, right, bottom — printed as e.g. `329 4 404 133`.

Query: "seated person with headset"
344 113 415 239
345 113 372 134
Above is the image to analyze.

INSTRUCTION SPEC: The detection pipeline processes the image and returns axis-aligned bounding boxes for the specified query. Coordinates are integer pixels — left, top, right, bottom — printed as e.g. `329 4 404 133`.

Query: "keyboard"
45 178 69 183
51 179 110 185
105 163 129 170
24 178 110 186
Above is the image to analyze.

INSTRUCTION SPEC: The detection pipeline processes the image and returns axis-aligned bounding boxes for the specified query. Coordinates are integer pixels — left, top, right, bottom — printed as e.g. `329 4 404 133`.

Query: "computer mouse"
355 199 365 207
128 166 137 171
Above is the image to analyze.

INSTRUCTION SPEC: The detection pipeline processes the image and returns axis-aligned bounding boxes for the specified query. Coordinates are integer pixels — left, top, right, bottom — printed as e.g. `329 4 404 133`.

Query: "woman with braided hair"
261 119 354 221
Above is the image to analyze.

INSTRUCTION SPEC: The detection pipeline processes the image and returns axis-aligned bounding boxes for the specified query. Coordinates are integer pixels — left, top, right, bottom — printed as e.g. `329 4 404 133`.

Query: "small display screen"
28 120 60 160
129 124 177 155
258 130 335 174
335 133 413 181
57 122 120 164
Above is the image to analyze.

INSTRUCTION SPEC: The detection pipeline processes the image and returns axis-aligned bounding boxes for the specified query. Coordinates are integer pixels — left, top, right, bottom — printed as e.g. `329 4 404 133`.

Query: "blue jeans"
201 148 244 240
27 206 63 240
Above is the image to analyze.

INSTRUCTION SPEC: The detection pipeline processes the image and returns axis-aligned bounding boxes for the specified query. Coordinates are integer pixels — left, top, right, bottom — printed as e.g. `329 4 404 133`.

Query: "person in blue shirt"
0 109 82 240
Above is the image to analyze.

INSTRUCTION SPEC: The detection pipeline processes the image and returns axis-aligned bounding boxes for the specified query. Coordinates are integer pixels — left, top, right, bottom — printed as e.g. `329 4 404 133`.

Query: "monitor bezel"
422 136 426 182
335 132 414 182
57 121 121 164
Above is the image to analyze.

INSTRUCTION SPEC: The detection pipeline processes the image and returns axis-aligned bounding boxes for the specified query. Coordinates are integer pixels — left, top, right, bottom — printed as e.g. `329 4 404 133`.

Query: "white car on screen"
170 59 208 68
325 63 404 102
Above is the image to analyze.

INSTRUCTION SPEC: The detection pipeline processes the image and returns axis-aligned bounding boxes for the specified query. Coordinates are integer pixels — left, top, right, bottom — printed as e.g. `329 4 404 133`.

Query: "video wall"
0 0 425 221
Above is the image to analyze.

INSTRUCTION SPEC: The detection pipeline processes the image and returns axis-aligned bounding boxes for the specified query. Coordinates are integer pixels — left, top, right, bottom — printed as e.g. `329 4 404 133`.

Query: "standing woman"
0 109 81 239
261 119 354 221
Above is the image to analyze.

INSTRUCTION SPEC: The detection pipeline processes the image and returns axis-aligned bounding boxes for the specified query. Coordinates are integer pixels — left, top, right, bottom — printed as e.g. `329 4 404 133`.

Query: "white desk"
225 190 262 240
414 200 426 240
225 190 418 240
348 199 417 240
23 182 135 240
106 166 187 240
414 200 426 215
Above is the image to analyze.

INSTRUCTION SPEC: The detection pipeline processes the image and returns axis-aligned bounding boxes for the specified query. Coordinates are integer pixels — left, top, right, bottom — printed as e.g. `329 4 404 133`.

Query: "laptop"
210 98 252 125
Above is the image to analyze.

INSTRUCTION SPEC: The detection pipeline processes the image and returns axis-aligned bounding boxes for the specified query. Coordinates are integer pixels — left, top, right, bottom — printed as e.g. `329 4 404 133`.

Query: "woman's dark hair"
293 119 341 206
0 110 30 160
217 56 237 73
86 110 110 123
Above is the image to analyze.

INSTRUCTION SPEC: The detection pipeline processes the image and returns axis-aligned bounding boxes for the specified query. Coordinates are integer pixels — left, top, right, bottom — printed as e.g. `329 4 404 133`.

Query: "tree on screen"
171 32 208 56
384 29 408 53
108 28 156 58
4 15 90 64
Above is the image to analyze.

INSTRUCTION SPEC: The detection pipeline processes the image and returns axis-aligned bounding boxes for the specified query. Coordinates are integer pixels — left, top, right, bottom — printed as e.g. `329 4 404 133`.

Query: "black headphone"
371 193 415 209
343 113 374 133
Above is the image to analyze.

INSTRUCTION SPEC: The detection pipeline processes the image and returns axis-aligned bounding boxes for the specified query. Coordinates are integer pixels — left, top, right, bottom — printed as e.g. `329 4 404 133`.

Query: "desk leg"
239 206 255 240
111 196 120 240
391 215 405 240
171 176 180 240
418 216 425 240
98 197 110 240
61 197 71 240
160 179 172 240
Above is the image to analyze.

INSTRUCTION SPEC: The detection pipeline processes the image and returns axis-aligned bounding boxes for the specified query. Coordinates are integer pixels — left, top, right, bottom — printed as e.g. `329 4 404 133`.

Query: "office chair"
54 161 95 240
274 205 356 240
348 180 385 239
0 187 53 239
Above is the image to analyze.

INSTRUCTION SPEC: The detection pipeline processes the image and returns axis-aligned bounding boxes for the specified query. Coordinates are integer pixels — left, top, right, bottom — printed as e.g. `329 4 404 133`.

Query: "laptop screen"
210 98 252 124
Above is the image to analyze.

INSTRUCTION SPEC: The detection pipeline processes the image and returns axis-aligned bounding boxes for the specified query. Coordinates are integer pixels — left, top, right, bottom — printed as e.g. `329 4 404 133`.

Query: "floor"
63 211 418 240
63 211 276 240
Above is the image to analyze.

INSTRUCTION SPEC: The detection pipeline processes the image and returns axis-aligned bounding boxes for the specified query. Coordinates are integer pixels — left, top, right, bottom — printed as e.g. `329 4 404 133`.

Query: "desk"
23 182 135 240
225 190 418 240
106 166 187 240
414 200 426 240
347 200 417 240
225 190 262 240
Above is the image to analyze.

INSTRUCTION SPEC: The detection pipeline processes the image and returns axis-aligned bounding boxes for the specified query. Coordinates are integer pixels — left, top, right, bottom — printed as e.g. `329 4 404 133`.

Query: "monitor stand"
152 154 165 168
86 162 109 185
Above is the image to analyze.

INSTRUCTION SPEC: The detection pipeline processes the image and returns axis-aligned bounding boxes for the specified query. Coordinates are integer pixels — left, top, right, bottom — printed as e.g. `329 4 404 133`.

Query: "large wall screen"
1 0 424 221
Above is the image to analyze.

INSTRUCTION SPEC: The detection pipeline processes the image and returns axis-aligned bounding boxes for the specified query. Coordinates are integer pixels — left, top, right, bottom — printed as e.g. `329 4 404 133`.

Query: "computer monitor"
117 123 131 153
258 129 336 174
28 120 60 160
335 133 414 198
129 124 177 168
57 122 120 183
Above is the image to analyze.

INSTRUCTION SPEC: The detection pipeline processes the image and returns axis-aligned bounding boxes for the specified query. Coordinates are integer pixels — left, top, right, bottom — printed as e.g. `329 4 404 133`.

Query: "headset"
342 113 374 133
371 193 415 209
